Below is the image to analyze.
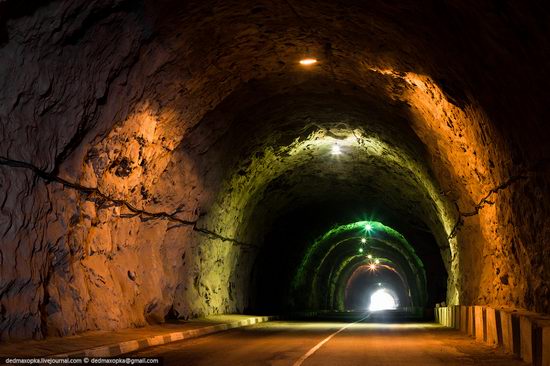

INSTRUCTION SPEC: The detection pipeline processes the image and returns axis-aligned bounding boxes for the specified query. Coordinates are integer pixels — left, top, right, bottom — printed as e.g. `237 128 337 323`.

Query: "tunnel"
0 1 549 364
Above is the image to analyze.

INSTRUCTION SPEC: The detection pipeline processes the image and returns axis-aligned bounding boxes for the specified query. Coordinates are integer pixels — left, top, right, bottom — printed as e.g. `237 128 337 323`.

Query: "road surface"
129 317 524 365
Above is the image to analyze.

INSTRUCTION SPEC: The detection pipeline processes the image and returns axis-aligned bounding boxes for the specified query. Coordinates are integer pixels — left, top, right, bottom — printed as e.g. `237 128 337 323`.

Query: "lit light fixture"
368 263 377 271
378 283 382 287
367 254 373 259
331 144 341 155
358 247 364 253
360 238 367 243
374 259 380 264
365 223 373 232
299 58 317 65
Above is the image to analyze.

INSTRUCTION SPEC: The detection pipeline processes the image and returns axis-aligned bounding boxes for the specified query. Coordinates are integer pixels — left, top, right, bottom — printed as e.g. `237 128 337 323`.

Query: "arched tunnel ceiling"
326 243 422 308
0 0 549 341
177 78 454 245
334 257 414 311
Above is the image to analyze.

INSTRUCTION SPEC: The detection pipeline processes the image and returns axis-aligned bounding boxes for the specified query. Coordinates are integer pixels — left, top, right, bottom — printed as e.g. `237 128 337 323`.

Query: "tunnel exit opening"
343 261 410 312
369 289 398 311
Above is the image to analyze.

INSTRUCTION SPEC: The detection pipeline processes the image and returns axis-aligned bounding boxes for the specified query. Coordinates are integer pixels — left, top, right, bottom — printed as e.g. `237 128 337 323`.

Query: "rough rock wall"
1 0 154 339
0 0 231 340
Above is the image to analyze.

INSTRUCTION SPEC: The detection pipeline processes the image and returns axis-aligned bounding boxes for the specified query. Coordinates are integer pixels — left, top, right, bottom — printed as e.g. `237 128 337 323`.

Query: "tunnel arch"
344 264 407 311
322 239 419 310
173 80 457 315
335 257 413 311
1 0 549 340
288 221 427 311
330 254 415 311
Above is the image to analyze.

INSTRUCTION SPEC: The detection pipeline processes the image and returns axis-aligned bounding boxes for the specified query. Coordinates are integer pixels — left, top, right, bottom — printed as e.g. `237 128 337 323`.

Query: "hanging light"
361 238 367 243
286 0 318 67
365 223 373 232
331 144 341 155
299 48 317 66
299 58 317 65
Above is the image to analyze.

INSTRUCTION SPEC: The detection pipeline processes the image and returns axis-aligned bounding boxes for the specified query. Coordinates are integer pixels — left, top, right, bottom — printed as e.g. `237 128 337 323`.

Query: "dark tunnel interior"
249 200 447 314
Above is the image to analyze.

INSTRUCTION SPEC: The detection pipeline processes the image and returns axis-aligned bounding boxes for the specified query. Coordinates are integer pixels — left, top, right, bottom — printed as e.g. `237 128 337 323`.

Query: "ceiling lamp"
299 58 317 65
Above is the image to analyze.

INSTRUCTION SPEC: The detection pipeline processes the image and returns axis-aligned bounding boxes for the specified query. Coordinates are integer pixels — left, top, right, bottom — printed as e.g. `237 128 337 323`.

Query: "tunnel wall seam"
0 155 256 249
449 173 529 239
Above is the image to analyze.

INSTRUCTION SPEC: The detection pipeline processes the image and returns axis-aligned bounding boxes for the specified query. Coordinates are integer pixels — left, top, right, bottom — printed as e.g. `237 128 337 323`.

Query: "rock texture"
0 0 549 340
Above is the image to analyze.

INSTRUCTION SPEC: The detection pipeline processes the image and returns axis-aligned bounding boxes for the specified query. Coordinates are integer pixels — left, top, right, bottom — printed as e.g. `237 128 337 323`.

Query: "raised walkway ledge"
435 305 550 366
0 315 275 359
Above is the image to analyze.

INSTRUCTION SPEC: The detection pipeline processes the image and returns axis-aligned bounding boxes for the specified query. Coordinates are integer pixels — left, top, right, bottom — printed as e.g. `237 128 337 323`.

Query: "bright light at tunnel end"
369 289 397 311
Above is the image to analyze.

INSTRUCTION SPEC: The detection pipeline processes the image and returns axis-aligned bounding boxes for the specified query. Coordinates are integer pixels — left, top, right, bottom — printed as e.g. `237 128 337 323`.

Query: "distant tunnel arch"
344 263 410 311
288 221 428 312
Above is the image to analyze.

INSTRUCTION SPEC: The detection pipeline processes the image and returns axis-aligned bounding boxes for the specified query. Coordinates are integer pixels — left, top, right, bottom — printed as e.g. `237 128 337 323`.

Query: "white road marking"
292 313 372 366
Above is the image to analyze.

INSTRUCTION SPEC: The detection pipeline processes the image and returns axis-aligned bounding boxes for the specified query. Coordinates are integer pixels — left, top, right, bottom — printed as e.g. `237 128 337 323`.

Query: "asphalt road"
129 318 525 366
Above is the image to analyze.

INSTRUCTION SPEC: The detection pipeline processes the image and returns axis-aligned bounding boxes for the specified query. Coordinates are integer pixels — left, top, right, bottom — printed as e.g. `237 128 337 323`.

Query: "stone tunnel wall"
0 0 549 340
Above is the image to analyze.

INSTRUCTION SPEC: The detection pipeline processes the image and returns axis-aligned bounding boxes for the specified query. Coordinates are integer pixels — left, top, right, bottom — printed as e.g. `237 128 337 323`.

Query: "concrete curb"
51 316 275 358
